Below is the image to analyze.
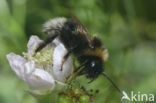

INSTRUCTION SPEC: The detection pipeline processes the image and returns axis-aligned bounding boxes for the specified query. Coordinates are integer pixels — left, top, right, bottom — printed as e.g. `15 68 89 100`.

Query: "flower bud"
58 94 72 103
79 95 90 103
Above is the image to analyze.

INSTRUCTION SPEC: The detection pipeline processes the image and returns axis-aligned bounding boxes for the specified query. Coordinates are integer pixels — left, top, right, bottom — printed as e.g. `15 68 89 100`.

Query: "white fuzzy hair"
43 17 67 36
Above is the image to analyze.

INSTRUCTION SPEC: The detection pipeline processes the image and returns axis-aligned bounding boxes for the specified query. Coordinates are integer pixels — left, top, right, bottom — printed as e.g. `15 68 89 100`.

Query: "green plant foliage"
0 0 156 103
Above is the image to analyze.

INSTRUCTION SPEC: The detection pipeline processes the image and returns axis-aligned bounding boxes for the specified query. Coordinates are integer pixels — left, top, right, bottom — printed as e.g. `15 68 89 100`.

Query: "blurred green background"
0 0 156 103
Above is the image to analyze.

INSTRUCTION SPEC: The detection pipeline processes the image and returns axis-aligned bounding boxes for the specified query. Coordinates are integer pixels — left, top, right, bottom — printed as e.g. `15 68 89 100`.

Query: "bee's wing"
65 10 91 42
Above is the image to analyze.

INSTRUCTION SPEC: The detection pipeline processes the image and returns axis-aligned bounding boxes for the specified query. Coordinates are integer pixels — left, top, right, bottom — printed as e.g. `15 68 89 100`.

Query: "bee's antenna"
102 73 122 94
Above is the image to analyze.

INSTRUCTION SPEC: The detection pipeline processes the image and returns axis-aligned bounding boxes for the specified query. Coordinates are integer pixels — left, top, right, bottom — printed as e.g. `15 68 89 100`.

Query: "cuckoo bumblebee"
35 12 108 82
35 11 122 93
35 11 121 93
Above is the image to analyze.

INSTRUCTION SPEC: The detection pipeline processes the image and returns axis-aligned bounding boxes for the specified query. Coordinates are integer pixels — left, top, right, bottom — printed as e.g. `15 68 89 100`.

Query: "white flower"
53 43 73 82
6 35 73 92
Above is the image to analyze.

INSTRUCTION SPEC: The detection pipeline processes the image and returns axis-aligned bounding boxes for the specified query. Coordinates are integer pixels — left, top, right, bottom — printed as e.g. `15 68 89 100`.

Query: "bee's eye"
90 61 95 67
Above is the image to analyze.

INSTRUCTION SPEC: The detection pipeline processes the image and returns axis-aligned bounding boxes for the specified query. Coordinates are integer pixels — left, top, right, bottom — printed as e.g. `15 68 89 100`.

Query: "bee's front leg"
60 50 73 71
60 46 78 71
35 34 58 53
74 60 87 73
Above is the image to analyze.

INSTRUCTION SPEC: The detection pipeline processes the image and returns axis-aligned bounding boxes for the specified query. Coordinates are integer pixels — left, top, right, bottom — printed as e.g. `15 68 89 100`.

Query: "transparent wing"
65 9 91 42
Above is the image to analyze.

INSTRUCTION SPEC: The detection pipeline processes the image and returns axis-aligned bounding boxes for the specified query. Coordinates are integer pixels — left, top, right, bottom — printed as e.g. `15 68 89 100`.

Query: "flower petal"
6 53 27 81
53 44 73 82
53 38 62 46
25 68 55 90
27 35 43 55
24 61 35 74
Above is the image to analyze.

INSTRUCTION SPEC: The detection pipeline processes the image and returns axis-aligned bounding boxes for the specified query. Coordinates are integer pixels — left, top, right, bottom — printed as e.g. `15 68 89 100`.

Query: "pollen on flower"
23 47 54 66
7 35 74 95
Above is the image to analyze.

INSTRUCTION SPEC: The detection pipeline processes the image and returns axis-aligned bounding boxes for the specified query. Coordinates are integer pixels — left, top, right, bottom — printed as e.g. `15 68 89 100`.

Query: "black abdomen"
60 20 89 56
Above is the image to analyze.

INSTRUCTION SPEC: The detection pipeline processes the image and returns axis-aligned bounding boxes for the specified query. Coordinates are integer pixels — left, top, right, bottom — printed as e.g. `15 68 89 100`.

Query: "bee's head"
81 56 104 79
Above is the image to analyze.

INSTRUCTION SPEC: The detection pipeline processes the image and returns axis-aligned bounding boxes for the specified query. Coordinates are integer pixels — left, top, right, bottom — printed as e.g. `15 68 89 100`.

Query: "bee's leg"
60 50 73 71
88 78 94 83
73 58 77 69
74 64 84 73
74 60 87 73
35 34 58 53
60 46 78 71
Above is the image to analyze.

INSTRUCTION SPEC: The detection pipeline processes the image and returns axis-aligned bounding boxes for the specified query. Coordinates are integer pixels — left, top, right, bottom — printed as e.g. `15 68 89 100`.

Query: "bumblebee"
35 11 121 93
